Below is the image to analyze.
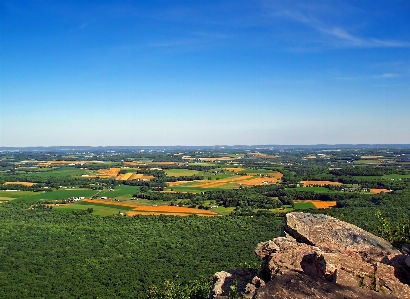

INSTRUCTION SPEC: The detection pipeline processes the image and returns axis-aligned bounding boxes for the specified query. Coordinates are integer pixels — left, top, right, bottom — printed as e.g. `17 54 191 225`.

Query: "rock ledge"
209 212 410 299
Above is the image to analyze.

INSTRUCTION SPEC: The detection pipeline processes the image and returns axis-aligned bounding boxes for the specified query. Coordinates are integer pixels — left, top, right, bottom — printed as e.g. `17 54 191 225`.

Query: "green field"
167 185 237 193
187 162 216 166
165 169 202 176
15 166 87 178
0 190 35 198
288 186 333 193
13 189 98 204
293 201 317 210
96 185 139 199
53 201 135 216
383 174 410 179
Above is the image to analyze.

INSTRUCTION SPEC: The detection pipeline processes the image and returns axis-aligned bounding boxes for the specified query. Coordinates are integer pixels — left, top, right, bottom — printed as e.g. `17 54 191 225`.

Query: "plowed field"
83 199 216 216
97 168 120 178
4 182 36 187
306 200 337 209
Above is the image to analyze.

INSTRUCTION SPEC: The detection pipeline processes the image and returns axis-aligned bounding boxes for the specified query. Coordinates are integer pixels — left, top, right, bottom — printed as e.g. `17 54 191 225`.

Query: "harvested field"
169 172 282 190
266 172 283 179
301 180 342 187
4 182 36 187
239 177 281 186
123 161 176 166
168 181 192 187
305 200 337 209
97 168 120 178
83 199 216 216
37 160 88 167
198 157 236 162
116 173 134 180
248 152 279 158
127 173 154 181
361 156 384 159
192 176 251 188
370 188 391 194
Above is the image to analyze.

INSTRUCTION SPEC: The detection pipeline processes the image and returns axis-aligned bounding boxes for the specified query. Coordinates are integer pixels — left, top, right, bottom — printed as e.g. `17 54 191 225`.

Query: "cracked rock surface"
209 212 410 299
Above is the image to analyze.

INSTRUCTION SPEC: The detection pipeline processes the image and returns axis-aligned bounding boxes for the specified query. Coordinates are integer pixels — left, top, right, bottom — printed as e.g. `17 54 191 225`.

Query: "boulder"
210 212 410 299
284 212 400 262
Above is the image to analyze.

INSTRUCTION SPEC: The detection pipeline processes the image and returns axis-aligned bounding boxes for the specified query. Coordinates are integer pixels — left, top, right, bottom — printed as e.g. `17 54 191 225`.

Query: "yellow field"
0 197 16 202
198 157 236 162
238 177 281 186
370 188 391 194
167 181 190 187
97 168 121 178
300 180 342 187
37 160 87 167
116 172 134 180
307 200 337 209
294 200 337 209
4 182 36 187
83 199 216 216
168 172 282 189
123 161 176 166
116 173 154 181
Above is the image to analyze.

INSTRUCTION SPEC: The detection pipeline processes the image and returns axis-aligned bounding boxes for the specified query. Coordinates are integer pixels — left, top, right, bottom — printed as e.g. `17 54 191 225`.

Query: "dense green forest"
0 201 282 299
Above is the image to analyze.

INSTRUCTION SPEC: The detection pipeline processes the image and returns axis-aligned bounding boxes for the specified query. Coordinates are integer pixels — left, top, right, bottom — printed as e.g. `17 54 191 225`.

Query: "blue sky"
1 0 409 146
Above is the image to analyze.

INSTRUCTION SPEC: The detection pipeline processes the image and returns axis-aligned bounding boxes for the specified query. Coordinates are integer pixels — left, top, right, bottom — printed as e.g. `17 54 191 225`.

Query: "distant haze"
1 0 409 146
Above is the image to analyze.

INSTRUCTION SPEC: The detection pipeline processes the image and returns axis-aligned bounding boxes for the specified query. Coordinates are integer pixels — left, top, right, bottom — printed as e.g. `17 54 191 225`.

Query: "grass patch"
53 202 131 216
288 187 333 193
383 174 410 179
23 167 88 178
210 206 235 215
97 185 138 198
187 162 216 166
14 189 97 204
164 169 202 177
293 201 317 210
0 190 34 198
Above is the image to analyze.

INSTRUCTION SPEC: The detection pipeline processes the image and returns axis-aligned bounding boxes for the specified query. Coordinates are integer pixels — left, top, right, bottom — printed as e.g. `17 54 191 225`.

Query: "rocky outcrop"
210 212 410 299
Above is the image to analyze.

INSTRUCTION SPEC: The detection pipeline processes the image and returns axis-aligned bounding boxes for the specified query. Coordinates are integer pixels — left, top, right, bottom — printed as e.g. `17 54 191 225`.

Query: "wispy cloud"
374 73 400 79
271 7 410 49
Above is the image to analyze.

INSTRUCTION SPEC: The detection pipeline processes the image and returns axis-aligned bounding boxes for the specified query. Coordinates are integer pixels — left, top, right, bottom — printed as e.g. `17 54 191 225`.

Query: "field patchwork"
167 171 283 191
83 199 217 216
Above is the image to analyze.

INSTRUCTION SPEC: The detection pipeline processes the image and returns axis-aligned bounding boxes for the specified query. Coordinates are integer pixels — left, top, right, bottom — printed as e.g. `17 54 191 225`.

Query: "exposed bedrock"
209 212 410 299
